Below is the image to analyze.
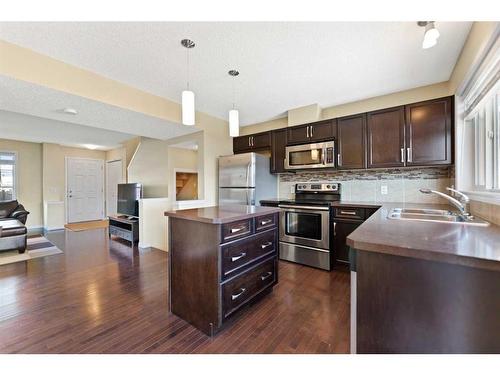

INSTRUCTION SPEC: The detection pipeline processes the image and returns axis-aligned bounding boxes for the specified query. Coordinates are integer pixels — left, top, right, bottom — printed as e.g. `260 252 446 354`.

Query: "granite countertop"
346 202 500 272
164 205 281 224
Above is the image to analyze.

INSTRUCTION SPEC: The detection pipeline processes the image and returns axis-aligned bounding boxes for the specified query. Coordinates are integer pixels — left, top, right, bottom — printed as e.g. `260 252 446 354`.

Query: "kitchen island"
165 205 280 336
346 202 500 353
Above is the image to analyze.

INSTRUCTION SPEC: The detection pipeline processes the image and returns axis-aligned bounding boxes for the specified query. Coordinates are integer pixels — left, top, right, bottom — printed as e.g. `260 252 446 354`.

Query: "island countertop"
346 202 500 272
164 204 281 224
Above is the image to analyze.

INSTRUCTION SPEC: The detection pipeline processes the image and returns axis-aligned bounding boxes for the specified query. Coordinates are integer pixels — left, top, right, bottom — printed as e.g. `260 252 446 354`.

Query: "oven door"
279 205 330 249
284 141 334 170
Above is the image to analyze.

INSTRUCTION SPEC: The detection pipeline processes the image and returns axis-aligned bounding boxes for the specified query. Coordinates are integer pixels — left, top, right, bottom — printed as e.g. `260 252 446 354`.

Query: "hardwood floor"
0 228 350 353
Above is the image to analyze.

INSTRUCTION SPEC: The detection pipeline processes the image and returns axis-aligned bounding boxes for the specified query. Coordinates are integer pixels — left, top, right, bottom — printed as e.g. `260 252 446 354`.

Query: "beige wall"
0 138 43 228
448 22 498 93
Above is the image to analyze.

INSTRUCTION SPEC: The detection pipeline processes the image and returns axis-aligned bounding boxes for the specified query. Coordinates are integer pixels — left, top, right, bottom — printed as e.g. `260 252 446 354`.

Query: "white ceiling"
0 22 472 126
0 75 198 145
0 110 135 150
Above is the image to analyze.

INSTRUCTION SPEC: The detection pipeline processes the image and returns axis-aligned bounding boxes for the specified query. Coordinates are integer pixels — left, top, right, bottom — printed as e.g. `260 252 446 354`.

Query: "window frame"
0 150 18 202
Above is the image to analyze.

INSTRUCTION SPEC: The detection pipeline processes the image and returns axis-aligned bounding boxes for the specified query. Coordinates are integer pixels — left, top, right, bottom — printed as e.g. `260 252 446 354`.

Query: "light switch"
381 185 388 195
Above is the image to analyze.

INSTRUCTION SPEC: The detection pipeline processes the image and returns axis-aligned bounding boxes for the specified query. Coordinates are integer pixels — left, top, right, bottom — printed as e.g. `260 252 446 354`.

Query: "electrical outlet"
290 185 295 193
381 185 388 195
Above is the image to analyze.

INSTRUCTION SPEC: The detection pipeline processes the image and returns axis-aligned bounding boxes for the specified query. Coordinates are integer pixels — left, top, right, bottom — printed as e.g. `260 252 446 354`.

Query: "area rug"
0 236 63 266
65 219 109 232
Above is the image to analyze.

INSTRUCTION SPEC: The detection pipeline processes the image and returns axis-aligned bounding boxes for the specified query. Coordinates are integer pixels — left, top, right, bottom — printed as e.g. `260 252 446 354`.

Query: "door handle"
401 148 405 163
260 241 273 249
333 222 336 236
231 288 246 300
310 125 314 137
407 148 412 163
251 136 254 147
337 154 342 166
260 271 273 281
306 126 310 138
231 252 247 262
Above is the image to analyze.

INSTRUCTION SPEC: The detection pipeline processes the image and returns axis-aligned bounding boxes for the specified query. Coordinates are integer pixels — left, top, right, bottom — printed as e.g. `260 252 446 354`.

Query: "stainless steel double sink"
387 208 490 227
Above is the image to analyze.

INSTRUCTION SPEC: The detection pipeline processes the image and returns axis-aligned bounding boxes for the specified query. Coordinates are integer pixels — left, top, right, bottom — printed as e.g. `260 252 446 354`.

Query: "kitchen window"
0 151 17 201
457 30 500 199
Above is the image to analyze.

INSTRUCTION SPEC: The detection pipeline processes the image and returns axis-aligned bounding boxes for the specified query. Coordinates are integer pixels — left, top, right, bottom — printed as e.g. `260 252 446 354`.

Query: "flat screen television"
117 183 142 218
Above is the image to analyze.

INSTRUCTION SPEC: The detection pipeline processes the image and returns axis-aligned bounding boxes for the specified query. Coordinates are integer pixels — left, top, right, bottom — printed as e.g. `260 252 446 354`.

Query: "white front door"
66 157 104 223
106 160 123 217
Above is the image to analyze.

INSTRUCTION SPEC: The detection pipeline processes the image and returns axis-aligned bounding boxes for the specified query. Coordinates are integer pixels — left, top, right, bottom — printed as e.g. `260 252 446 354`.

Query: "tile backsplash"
278 166 454 204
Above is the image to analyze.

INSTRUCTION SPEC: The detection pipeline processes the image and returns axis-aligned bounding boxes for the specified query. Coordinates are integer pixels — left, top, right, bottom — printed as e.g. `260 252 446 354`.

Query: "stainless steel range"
278 183 340 271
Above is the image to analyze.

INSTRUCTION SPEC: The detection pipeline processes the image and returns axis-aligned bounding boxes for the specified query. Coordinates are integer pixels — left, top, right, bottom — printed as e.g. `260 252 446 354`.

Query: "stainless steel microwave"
284 141 335 170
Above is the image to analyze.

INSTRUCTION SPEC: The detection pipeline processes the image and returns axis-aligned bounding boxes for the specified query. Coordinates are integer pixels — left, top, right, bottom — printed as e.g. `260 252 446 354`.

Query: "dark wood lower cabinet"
168 213 279 336
355 250 500 353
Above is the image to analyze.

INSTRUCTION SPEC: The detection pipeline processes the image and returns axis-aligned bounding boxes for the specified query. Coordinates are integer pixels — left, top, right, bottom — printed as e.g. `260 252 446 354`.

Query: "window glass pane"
0 152 16 201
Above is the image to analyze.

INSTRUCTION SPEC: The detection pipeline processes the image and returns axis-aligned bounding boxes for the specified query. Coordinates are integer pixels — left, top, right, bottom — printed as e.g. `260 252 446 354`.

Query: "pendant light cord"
186 48 190 90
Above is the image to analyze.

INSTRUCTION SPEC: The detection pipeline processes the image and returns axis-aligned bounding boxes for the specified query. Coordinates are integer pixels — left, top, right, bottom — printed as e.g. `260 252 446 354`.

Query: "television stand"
108 215 139 245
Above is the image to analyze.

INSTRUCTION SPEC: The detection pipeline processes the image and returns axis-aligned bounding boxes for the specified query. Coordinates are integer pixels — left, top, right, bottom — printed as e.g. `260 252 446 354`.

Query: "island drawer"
255 213 277 232
221 219 253 243
221 229 276 278
222 257 276 319
333 207 365 220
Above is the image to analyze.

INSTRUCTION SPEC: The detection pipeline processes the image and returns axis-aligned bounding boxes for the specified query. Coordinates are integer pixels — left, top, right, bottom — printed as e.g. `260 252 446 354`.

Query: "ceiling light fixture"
62 108 78 115
181 39 196 126
228 70 240 137
418 21 440 49
84 144 98 150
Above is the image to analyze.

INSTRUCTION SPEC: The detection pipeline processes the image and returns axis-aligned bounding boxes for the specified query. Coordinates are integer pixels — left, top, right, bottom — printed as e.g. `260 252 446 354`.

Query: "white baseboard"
138 242 151 249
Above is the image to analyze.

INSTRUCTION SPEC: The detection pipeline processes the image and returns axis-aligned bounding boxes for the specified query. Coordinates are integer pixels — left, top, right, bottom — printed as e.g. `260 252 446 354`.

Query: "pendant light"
418 21 440 49
181 39 196 126
228 70 240 137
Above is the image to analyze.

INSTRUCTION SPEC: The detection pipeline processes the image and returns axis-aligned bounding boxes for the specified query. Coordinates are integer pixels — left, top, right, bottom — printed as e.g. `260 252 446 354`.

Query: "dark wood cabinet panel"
270 128 288 173
233 135 252 154
337 114 366 170
286 124 310 145
309 120 336 142
367 106 405 168
333 220 362 263
405 97 453 166
287 120 336 145
252 132 271 149
233 132 271 154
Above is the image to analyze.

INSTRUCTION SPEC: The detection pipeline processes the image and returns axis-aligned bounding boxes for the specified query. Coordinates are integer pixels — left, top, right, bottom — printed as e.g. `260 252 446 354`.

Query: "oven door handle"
278 204 330 211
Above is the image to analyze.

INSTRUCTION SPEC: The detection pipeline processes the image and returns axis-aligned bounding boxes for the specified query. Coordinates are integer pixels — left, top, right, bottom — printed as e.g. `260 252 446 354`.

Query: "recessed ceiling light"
62 108 78 115
84 144 98 150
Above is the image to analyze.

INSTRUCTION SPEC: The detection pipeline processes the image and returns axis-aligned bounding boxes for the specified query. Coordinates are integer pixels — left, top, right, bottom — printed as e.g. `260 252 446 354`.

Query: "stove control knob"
326 184 331 189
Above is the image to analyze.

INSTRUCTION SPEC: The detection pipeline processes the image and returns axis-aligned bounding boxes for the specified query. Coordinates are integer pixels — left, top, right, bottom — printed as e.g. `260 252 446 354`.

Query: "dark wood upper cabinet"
337 114 366 170
405 97 453 166
287 120 336 145
366 106 406 168
270 128 288 174
233 132 271 154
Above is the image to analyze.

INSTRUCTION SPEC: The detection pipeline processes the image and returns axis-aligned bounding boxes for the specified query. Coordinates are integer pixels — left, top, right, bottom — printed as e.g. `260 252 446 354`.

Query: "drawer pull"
260 219 272 226
231 288 246 300
230 226 246 234
260 272 273 281
260 242 273 249
231 252 247 262
340 210 357 216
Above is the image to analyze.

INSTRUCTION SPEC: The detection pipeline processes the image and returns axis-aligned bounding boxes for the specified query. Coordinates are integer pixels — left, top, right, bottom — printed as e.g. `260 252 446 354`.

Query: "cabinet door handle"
407 147 412 163
310 125 314 137
260 241 273 249
231 287 246 300
333 222 336 236
306 126 310 138
260 219 272 226
230 226 246 233
340 210 357 216
260 271 273 281
337 154 342 166
401 148 405 163
231 252 247 262
251 136 254 147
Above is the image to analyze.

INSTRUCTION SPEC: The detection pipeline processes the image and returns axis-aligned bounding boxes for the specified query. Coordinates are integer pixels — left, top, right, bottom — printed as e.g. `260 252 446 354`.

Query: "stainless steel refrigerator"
218 153 277 206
